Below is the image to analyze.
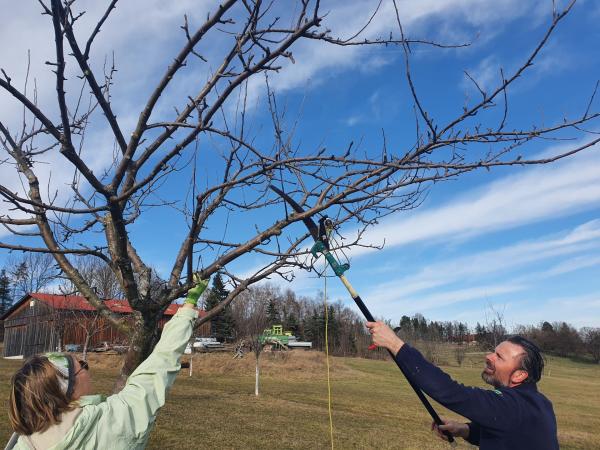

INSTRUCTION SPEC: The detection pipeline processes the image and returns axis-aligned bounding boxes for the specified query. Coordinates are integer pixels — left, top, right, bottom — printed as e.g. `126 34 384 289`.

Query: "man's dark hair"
506 335 544 384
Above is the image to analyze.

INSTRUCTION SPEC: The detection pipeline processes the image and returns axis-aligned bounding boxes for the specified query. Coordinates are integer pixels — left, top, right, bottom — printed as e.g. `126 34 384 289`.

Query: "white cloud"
509 292 600 328
367 218 600 295
541 253 600 277
350 146 600 255
243 0 539 104
344 114 364 126
243 147 600 316
315 209 600 326
463 40 573 98
0 2 217 129
462 55 500 93
441 291 600 329
371 282 526 318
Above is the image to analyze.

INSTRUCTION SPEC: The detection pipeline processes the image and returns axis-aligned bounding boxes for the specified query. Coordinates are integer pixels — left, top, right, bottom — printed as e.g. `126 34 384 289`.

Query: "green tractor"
259 325 312 350
259 325 292 350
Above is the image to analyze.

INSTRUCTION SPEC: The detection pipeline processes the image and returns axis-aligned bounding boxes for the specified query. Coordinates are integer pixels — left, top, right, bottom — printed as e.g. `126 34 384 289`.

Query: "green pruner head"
311 240 327 258
334 262 350 277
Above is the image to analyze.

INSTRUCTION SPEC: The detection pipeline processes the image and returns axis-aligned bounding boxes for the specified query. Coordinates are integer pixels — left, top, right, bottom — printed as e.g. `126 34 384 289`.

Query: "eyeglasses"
74 359 89 376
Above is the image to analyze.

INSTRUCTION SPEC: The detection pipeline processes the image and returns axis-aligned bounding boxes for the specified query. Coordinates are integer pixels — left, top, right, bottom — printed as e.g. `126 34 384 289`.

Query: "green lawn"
1 351 598 449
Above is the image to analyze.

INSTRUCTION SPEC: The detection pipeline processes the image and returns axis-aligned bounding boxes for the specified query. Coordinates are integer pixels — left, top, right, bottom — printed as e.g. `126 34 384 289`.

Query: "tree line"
203 277 368 357
2 256 599 365
514 322 600 364
212 281 600 364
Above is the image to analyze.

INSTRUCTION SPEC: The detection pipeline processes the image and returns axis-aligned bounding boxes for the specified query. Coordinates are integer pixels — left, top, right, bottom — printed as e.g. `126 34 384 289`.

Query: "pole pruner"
270 186 455 445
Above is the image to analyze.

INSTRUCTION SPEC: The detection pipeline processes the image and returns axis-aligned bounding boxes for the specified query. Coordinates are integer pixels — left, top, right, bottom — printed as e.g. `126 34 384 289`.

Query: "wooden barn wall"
3 301 58 358
61 313 133 348
3 303 212 358
194 319 211 337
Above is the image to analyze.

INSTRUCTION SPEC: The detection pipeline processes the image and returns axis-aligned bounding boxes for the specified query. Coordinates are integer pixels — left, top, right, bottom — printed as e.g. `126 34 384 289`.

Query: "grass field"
1 350 599 449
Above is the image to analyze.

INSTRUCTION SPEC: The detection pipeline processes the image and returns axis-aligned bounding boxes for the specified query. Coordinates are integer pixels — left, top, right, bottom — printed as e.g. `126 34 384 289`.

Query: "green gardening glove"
184 274 210 306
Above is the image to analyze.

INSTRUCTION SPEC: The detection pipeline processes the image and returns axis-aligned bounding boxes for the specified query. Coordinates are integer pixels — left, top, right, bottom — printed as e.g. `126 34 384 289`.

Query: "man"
366 321 558 449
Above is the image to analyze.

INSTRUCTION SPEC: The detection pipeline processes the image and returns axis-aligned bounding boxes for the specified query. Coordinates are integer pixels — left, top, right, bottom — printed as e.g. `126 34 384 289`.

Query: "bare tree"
233 285 271 396
454 345 467 367
77 311 111 360
421 329 441 365
454 322 469 366
483 304 507 350
62 295 113 360
58 256 123 299
1 0 598 387
47 294 113 357
6 253 60 300
581 328 600 364
50 305 68 353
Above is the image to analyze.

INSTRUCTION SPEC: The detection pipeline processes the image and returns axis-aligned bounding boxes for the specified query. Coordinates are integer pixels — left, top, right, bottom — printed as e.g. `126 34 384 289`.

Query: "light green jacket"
8 307 197 450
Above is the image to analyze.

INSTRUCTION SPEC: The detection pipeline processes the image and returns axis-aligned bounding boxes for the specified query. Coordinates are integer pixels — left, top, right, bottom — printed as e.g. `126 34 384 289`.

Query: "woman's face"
71 359 92 399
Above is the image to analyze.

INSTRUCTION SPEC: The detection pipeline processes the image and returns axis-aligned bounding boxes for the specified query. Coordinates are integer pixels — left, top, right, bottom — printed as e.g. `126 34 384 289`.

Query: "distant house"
1 293 210 358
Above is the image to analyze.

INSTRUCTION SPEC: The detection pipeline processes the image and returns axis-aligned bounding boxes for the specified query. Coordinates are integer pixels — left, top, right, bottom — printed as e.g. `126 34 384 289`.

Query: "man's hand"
431 418 470 441
365 321 404 355
183 275 210 308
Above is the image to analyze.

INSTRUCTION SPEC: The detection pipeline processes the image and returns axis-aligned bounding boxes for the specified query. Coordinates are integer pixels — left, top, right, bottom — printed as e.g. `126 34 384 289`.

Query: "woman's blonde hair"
8 354 77 435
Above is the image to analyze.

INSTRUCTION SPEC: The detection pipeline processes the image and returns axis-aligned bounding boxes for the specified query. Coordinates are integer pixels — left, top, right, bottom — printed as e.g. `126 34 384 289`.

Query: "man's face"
481 341 527 388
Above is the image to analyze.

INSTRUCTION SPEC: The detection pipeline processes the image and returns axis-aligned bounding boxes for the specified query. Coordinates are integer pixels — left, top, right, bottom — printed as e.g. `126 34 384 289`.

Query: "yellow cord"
324 263 334 450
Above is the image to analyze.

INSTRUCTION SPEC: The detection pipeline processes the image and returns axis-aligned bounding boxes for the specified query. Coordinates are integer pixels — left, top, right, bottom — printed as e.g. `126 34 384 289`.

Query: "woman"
5 279 208 450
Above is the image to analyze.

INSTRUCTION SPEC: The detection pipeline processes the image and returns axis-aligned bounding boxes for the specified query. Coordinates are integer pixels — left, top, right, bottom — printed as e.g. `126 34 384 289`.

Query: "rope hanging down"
269 186 455 445
323 261 335 450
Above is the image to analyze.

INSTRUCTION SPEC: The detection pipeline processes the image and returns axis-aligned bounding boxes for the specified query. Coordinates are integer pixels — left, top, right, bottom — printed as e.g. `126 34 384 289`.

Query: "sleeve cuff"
466 422 480 445
395 343 411 359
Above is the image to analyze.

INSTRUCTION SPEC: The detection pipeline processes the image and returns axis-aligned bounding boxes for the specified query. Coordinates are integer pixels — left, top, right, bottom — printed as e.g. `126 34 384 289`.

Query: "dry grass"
1 351 598 449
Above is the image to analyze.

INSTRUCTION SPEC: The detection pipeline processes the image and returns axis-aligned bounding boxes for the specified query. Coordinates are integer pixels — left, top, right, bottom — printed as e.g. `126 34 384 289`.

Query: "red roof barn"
1 293 209 358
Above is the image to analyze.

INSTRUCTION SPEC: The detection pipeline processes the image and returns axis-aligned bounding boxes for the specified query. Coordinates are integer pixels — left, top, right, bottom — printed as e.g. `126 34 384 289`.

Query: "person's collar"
511 382 538 391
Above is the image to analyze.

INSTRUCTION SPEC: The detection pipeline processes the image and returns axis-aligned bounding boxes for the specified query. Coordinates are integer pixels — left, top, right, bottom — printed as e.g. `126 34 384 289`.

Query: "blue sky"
1 0 599 329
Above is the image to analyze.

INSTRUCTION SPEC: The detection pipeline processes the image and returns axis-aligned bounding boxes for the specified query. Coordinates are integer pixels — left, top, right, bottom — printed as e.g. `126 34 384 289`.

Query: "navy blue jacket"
395 344 558 449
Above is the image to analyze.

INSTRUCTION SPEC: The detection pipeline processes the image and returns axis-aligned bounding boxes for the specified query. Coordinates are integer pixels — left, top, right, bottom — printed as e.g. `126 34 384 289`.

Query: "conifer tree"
0 269 11 316
203 274 236 342
284 312 299 336
266 299 280 325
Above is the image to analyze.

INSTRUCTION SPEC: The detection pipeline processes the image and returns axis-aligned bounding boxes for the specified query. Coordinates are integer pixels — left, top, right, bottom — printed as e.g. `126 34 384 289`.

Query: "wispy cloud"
440 290 600 329
371 218 600 288
350 146 600 256
0 2 217 130
510 292 600 328
244 0 540 103
358 218 600 315
343 115 365 127
370 282 527 318
462 55 501 93
246 147 600 317
541 253 600 277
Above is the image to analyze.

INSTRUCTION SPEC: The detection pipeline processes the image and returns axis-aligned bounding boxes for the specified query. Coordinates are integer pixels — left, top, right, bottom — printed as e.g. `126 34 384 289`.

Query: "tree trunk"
255 353 260 396
83 333 91 361
114 310 159 392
